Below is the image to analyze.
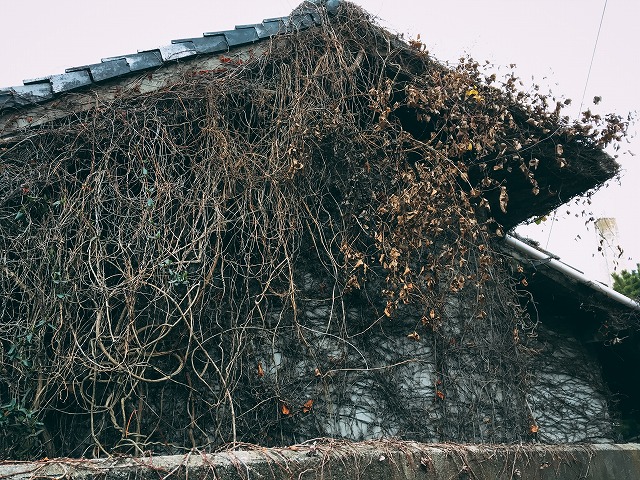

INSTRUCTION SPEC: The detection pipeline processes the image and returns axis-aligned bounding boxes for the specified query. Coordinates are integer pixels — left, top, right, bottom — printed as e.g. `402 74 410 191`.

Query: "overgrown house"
0 0 638 460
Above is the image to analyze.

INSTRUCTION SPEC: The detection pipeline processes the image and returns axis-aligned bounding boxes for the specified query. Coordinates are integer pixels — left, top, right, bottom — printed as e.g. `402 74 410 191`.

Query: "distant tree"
612 263 640 300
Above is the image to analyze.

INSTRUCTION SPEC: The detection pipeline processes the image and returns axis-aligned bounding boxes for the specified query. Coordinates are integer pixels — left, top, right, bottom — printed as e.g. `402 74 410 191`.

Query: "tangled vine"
0 2 627 459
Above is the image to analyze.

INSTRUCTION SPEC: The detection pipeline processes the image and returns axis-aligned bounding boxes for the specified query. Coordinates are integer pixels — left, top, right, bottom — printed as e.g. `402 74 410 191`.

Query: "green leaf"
612 263 640 299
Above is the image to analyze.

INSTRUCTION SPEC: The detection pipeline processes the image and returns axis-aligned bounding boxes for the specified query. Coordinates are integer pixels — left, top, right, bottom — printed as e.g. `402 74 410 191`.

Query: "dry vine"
0 2 627 459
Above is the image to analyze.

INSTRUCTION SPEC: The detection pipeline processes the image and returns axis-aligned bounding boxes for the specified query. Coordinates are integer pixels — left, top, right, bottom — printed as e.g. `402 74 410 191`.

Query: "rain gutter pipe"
504 234 640 312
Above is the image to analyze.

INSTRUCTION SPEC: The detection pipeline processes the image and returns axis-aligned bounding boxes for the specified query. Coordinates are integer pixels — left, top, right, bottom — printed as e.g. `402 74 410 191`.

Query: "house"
0 0 637 460
501 233 640 442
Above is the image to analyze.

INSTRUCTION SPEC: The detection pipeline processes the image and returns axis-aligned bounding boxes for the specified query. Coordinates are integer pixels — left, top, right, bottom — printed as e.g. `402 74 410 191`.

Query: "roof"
500 233 640 344
0 0 340 113
0 0 621 231
505 233 640 311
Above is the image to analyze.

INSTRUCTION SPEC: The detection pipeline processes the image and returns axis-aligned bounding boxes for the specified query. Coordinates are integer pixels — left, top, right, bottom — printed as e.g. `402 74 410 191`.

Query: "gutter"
504 234 640 312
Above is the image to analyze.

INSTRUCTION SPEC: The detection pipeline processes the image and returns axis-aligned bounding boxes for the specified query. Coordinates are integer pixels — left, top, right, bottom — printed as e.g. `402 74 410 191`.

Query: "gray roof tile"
23 76 51 85
49 71 92 93
0 91 11 109
0 82 53 109
325 0 341 15
158 43 198 62
204 27 259 47
89 58 131 82
1 0 342 113
10 83 54 101
263 16 288 23
307 10 323 25
254 20 285 39
172 35 228 54
66 58 132 82
103 51 164 72
291 13 315 30
271 16 292 31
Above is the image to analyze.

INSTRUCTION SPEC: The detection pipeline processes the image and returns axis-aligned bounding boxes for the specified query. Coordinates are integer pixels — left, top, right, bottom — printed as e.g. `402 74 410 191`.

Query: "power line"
544 210 557 250
579 0 608 114
546 0 608 251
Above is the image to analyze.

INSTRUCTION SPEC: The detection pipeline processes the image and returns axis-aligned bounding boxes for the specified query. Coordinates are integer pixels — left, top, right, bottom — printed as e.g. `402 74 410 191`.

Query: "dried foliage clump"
0 2 626 459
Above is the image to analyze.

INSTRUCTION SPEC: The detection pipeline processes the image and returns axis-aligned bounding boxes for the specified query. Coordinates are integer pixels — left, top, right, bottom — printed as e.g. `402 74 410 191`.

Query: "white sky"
1 0 638 284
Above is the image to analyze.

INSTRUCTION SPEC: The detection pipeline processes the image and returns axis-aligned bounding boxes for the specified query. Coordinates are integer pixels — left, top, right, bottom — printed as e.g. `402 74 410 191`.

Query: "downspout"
504 234 640 312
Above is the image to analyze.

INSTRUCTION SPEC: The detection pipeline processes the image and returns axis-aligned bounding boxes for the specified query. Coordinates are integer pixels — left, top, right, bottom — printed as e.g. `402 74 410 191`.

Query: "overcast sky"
1 0 638 284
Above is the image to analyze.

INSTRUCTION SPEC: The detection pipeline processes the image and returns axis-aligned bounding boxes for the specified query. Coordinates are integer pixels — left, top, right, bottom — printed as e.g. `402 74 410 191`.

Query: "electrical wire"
547 0 607 250
579 0 608 114
544 210 557 250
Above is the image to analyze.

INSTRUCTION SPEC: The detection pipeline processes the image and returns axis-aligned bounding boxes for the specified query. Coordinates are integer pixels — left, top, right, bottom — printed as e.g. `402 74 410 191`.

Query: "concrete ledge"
1 441 640 479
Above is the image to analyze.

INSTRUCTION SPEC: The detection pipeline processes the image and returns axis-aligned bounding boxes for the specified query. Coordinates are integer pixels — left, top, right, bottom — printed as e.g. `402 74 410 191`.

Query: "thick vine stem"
0 2 626 458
